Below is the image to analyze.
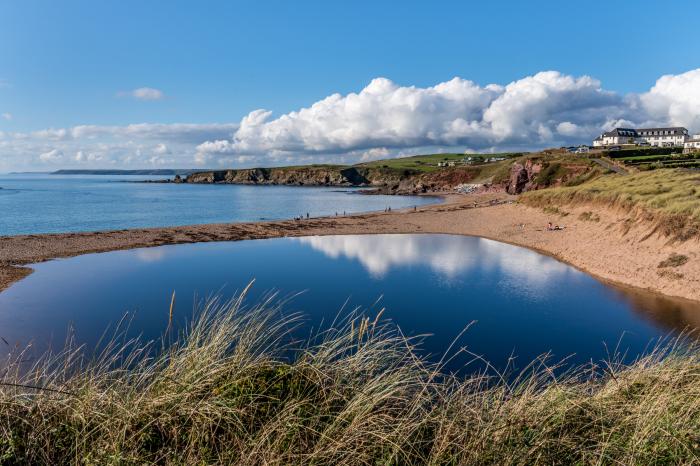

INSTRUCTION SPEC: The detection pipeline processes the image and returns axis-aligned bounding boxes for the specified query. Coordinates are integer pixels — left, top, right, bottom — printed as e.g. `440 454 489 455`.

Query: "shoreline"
1 192 699 303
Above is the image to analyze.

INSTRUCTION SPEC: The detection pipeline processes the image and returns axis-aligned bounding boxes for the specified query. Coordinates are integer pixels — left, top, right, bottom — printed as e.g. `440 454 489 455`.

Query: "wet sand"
1 192 699 302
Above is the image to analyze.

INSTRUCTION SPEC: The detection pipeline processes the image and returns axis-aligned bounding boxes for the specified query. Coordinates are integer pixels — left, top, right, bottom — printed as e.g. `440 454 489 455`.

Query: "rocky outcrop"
183 164 499 195
505 158 594 194
506 160 542 194
185 166 410 189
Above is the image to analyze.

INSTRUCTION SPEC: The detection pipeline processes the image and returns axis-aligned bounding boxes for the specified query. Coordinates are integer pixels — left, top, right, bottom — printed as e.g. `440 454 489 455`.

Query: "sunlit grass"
1 288 700 464
522 169 700 239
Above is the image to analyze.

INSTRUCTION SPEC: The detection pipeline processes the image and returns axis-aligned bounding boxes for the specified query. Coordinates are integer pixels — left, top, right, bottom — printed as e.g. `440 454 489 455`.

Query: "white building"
683 134 700 154
592 128 638 147
593 127 689 148
636 127 689 147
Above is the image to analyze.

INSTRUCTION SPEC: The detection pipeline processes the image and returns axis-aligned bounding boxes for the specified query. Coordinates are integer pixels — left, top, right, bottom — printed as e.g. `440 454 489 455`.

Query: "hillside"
181 154 518 194
177 149 619 195
521 168 700 241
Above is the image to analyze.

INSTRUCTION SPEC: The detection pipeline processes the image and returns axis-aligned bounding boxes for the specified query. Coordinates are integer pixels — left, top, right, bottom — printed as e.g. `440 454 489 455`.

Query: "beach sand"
1 192 699 302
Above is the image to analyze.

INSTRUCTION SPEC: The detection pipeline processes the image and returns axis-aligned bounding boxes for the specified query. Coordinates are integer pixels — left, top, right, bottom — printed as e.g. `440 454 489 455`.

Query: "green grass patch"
358 152 523 173
603 147 677 159
522 169 700 240
543 206 569 217
578 211 600 222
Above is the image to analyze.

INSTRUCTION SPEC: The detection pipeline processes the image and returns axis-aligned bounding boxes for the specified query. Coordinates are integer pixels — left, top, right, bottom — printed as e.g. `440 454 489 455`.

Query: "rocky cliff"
183 165 491 195
505 157 595 194
186 166 399 187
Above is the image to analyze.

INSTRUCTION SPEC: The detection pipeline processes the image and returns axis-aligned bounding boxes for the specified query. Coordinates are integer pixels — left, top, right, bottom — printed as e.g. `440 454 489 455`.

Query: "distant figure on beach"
335 212 338 217
388 206 391 212
414 205 417 211
306 212 309 219
343 211 346 216
547 222 565 231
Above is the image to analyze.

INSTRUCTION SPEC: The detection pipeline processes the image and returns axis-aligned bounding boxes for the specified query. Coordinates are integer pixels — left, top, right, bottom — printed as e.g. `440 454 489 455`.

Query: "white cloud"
120 87 165 101
639 69 700 131
194 69 700 166
39 149 63 162
153 143 170 155
5 68 700 172
1 113 12 121
0 122 237 171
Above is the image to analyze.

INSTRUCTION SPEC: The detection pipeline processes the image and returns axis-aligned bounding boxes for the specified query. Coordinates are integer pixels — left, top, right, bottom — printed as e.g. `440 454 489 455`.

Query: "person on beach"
548 222 565 231
306 213 309 219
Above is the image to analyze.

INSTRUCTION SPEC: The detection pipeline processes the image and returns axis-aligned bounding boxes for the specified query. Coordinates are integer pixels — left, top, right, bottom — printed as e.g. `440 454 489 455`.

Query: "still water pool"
1 234 698 373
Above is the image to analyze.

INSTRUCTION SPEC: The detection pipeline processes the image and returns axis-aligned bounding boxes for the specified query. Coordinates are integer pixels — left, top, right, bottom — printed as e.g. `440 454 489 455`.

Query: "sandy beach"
1 192 699 302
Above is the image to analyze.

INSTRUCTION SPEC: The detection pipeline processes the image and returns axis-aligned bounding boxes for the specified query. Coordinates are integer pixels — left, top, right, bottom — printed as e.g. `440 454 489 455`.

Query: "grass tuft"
578 211 601 222
658 253 689 269
1 289 700 464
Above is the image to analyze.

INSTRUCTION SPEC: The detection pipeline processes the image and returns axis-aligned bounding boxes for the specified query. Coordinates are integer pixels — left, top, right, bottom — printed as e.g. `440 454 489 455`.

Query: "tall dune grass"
522 169 700 240
1 288 700 464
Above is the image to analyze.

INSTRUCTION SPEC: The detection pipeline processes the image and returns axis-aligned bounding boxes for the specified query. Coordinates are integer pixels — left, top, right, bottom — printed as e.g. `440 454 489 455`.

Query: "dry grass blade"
0 284 699 464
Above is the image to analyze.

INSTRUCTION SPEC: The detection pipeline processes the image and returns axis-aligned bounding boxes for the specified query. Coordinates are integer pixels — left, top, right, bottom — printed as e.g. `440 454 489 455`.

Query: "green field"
616 153 700 169
598 147 700 169
357 152 523 173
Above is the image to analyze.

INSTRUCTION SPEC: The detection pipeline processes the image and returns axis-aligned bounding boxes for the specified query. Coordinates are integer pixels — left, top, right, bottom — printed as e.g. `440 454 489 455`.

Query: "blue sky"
1 0 700 170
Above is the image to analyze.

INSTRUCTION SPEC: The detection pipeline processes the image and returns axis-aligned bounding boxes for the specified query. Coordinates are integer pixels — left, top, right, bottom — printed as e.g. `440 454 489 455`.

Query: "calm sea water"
0 174 437 236
1 234 697 373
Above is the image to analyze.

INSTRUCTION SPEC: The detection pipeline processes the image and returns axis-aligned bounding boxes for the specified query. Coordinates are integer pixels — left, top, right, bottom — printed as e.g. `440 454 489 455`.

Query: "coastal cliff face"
506 160 543 194
181 152 596 195
184 165 488 194
505 158 593 194
186 166 400 187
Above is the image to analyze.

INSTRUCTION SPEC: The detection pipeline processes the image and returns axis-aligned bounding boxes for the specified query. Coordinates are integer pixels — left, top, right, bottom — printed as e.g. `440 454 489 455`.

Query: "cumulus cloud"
152 143 170 155
119 87 165 101
39 149 63 162
5 68 700 172
194 69 700 165
639 69 700 131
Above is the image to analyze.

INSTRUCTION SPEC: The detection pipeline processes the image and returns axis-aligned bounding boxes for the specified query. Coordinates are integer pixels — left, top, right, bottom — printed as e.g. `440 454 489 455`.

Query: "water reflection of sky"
297 235 577 299
1 234 698 374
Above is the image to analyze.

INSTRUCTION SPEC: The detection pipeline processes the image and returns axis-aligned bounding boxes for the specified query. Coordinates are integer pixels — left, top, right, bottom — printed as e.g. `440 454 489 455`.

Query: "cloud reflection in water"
297 234 576 296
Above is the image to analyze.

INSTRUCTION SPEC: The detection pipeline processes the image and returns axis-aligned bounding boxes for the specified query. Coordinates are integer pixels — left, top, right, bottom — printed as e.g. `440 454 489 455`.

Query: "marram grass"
1 289 700 465
521 169 700 240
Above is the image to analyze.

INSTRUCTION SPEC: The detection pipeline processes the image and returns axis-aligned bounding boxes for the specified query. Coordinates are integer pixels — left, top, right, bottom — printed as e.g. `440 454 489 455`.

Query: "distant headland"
50 169 200 176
